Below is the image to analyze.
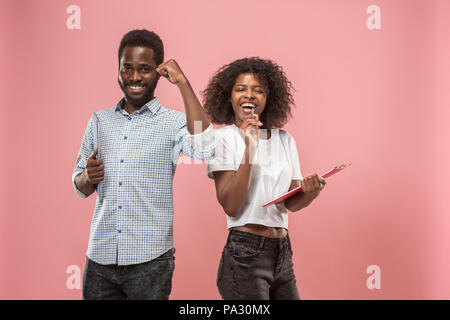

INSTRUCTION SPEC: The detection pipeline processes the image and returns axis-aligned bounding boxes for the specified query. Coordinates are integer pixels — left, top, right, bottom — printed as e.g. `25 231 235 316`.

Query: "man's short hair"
118 29 164 65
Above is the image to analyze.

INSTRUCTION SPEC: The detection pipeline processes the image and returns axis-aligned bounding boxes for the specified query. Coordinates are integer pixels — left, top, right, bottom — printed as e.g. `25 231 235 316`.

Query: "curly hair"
202 57 295 129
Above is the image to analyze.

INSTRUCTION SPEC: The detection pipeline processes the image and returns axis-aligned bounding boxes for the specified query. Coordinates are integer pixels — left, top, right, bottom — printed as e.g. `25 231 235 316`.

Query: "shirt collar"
115 97 162 116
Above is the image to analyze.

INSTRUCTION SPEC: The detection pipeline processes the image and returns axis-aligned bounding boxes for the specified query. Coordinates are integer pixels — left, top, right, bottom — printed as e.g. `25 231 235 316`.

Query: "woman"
203 57 326 300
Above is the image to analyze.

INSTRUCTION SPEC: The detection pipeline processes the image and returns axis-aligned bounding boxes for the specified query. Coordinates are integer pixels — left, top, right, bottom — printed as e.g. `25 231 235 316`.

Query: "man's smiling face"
118 46 159 108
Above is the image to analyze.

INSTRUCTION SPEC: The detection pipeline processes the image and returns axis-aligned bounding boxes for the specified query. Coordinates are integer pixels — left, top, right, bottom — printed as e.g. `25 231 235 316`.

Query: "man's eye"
140 68 151 73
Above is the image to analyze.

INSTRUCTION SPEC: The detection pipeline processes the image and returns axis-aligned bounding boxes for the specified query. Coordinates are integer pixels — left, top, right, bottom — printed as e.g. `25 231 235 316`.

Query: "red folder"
262 163 351 207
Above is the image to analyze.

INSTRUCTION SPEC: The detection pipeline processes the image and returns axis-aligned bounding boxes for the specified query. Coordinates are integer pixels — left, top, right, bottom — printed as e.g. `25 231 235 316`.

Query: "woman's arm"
285 174 325 212
212 145 253 217
212 115 262 217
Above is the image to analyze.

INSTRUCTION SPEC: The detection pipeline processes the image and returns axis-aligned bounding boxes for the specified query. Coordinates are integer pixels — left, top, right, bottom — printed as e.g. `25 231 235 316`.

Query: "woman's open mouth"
241 102 256 114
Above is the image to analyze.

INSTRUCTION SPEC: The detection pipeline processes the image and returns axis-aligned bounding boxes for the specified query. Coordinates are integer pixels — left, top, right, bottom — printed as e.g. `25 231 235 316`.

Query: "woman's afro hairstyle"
202 57 295 129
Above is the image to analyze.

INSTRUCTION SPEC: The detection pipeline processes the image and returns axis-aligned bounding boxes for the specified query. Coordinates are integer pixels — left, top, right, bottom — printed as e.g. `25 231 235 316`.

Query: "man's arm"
74 171 96 197
156 59 210 134
73 147 104 198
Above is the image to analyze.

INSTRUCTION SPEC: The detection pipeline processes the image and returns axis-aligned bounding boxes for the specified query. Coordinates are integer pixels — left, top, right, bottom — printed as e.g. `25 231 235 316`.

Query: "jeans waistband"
227 229 292 251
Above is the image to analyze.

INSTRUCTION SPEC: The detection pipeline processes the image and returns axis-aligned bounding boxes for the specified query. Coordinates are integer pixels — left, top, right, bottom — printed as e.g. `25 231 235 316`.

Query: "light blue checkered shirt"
72 97 215 265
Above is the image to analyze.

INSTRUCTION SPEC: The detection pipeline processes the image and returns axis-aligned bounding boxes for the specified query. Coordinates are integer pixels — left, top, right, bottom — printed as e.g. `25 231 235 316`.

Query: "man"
72 29 214 299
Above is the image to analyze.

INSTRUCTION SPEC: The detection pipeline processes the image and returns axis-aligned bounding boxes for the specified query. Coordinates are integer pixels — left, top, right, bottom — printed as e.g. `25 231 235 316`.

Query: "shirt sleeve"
207 128 237 178
72 117 94 198
172 113 216 164
288 133 302 180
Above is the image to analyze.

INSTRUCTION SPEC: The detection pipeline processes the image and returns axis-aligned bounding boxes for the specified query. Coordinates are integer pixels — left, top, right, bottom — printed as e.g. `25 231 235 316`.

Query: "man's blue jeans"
82 248 175 300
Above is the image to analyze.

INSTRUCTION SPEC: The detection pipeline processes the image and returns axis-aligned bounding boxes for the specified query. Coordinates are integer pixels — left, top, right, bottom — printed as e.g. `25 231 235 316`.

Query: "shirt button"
124 136 127 140
120 159 124 163
128 116 132 120
119 182 122 186
118 205 122 209
118 230 122 233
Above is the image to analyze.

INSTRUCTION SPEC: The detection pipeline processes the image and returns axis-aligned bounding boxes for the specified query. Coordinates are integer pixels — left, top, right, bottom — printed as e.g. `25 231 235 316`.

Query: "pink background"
1 0 449 299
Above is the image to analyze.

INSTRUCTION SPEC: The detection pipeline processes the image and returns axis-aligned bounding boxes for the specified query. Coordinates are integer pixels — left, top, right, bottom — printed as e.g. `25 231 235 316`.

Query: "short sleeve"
207 128 237 178
288 133 302 180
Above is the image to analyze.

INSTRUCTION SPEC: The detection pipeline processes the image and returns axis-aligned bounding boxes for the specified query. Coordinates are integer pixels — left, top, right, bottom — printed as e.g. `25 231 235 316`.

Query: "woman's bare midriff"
232 224 287 238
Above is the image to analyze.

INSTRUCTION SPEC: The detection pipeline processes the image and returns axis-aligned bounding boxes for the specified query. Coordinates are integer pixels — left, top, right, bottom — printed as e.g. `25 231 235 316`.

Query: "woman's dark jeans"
217 230 300 300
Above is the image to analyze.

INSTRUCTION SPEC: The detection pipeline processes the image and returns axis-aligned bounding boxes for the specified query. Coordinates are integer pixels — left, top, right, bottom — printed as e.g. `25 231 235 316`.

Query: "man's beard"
118 79 158 108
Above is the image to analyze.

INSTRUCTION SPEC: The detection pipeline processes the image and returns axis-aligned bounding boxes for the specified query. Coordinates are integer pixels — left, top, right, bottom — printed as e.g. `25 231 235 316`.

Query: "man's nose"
130 69 142 82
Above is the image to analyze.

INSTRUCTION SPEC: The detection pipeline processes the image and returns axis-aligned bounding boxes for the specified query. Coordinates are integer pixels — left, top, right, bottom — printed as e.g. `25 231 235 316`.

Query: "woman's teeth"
241 103 255 109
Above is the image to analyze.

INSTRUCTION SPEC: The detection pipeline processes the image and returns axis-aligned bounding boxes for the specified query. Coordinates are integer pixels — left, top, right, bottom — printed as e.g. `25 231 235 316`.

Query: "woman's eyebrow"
234 84 264 88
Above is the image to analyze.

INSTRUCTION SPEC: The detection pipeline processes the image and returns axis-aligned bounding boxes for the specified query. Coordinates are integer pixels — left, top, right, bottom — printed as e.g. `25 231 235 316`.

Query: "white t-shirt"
207 124 302 229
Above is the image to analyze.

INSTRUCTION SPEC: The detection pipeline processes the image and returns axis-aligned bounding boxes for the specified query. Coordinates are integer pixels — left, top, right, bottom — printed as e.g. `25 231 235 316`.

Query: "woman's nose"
245 90 255 99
